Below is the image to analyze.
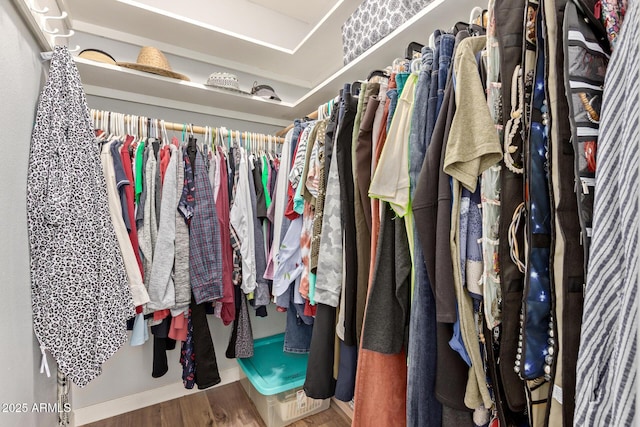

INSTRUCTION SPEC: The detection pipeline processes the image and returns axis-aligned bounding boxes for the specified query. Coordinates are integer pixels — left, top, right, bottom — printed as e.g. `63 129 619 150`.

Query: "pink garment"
216 148 235 325
168 313 188 342
299 202 314 299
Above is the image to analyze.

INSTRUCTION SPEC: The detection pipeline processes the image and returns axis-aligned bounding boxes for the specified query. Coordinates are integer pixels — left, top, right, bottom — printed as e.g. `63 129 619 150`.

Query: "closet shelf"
75 57 296 127
73 0 484 128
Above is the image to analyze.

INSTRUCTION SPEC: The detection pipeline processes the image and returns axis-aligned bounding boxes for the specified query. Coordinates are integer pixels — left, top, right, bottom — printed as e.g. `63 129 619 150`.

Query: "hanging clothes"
574 1 638 424
27 46 135 387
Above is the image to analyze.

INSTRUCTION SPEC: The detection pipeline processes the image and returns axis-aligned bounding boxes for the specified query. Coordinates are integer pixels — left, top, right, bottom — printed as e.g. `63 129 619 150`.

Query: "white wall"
0 3 58 427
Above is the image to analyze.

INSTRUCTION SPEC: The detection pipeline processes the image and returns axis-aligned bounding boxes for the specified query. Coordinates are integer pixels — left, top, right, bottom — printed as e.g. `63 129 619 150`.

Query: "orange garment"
168 313 188 342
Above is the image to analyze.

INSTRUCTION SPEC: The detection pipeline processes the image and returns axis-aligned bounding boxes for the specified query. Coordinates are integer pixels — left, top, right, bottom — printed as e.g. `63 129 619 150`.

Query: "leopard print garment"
27 46 135 388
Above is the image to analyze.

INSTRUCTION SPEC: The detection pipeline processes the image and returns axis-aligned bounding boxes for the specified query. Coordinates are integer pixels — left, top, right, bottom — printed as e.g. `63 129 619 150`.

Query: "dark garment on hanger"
216 149 236 326
322 102 340 188
413 34 461 326
549 1 589 424
354 83 380 344
290 119 303 164
190 294 221 389
413 29 470 411
494 0 528 413
442 405 473 426
356 96 379 234
180 309 196 389
437 34 456 117
334 341 358 402
252 159 267 219
151 317 175 378
303 303 337 399
337 91 359 346
426 31 442 142
225 284 254 359
109 140 130 230
248 161 270 310
361 202 411 354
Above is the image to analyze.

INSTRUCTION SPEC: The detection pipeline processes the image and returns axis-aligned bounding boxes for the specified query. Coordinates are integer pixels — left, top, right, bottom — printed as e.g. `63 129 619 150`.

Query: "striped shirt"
574 3 638 425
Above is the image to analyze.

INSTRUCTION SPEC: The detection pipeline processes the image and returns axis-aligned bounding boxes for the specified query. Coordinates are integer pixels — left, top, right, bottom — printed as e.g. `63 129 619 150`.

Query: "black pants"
303 303 337 399
191 295 221 389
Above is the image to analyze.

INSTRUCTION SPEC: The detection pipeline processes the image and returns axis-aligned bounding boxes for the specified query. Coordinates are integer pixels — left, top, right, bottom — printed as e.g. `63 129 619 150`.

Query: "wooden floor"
83 382 351 427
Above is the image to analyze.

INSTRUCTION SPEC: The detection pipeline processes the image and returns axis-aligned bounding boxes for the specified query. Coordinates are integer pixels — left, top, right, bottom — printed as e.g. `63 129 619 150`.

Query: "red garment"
153 309 170 321
120 135 144 277
168 313 188 342
215 148 236 325
303 300 316 317
159 145 170 185
284 132 303 220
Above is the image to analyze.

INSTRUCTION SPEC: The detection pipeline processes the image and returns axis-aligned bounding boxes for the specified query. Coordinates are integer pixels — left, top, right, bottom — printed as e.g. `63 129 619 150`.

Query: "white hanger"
469 6 483 25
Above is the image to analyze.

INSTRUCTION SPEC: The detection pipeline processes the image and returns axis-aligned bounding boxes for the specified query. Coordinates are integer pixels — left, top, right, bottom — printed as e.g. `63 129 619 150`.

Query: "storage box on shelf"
237 334 330 427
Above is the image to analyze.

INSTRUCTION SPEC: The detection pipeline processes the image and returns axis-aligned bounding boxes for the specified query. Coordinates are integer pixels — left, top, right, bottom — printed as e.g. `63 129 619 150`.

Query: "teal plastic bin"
237 334 330 427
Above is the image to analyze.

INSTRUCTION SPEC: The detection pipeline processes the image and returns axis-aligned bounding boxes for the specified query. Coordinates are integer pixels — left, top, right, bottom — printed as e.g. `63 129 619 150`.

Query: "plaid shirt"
189 150 223 303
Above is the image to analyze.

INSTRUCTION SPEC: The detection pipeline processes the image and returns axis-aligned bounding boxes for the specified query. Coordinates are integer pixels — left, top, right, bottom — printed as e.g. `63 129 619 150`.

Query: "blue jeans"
425 31 441 142
283 282 314 354
437 34 455 116
409 47 433 195
386 88 399 132
334 341 358 402
407 236 441 426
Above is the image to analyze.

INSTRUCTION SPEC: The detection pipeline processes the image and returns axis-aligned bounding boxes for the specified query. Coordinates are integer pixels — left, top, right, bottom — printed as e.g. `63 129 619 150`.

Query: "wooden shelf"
73 0 485 127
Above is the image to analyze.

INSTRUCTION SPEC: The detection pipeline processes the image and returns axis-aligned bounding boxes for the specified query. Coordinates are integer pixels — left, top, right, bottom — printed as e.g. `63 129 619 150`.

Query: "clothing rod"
91 110 285 143
275 110 319 137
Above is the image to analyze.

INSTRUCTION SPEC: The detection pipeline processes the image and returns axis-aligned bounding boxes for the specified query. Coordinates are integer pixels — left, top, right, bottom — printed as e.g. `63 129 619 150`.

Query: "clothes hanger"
351 81 362 97
405 41 424 60
469 6 483 25
141 116 148 142
410 57 422 74
367 69 389 81
204 126 210 156
392 58 409 73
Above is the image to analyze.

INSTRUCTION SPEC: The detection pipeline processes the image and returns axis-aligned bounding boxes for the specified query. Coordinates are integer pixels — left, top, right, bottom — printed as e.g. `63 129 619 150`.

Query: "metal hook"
29 1 49 14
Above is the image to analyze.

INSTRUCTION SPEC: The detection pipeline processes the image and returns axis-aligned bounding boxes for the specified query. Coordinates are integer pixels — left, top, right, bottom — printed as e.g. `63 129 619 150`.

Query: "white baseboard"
331 397 354 421
73 366 241 426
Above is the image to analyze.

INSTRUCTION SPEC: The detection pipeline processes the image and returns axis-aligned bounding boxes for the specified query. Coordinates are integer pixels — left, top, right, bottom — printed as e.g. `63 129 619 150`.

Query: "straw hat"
118 46 190 81
78 49 117 65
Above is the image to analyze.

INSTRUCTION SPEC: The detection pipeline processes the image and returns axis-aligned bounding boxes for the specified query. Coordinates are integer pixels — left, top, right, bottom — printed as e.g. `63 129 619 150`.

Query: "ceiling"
246 0 340 26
